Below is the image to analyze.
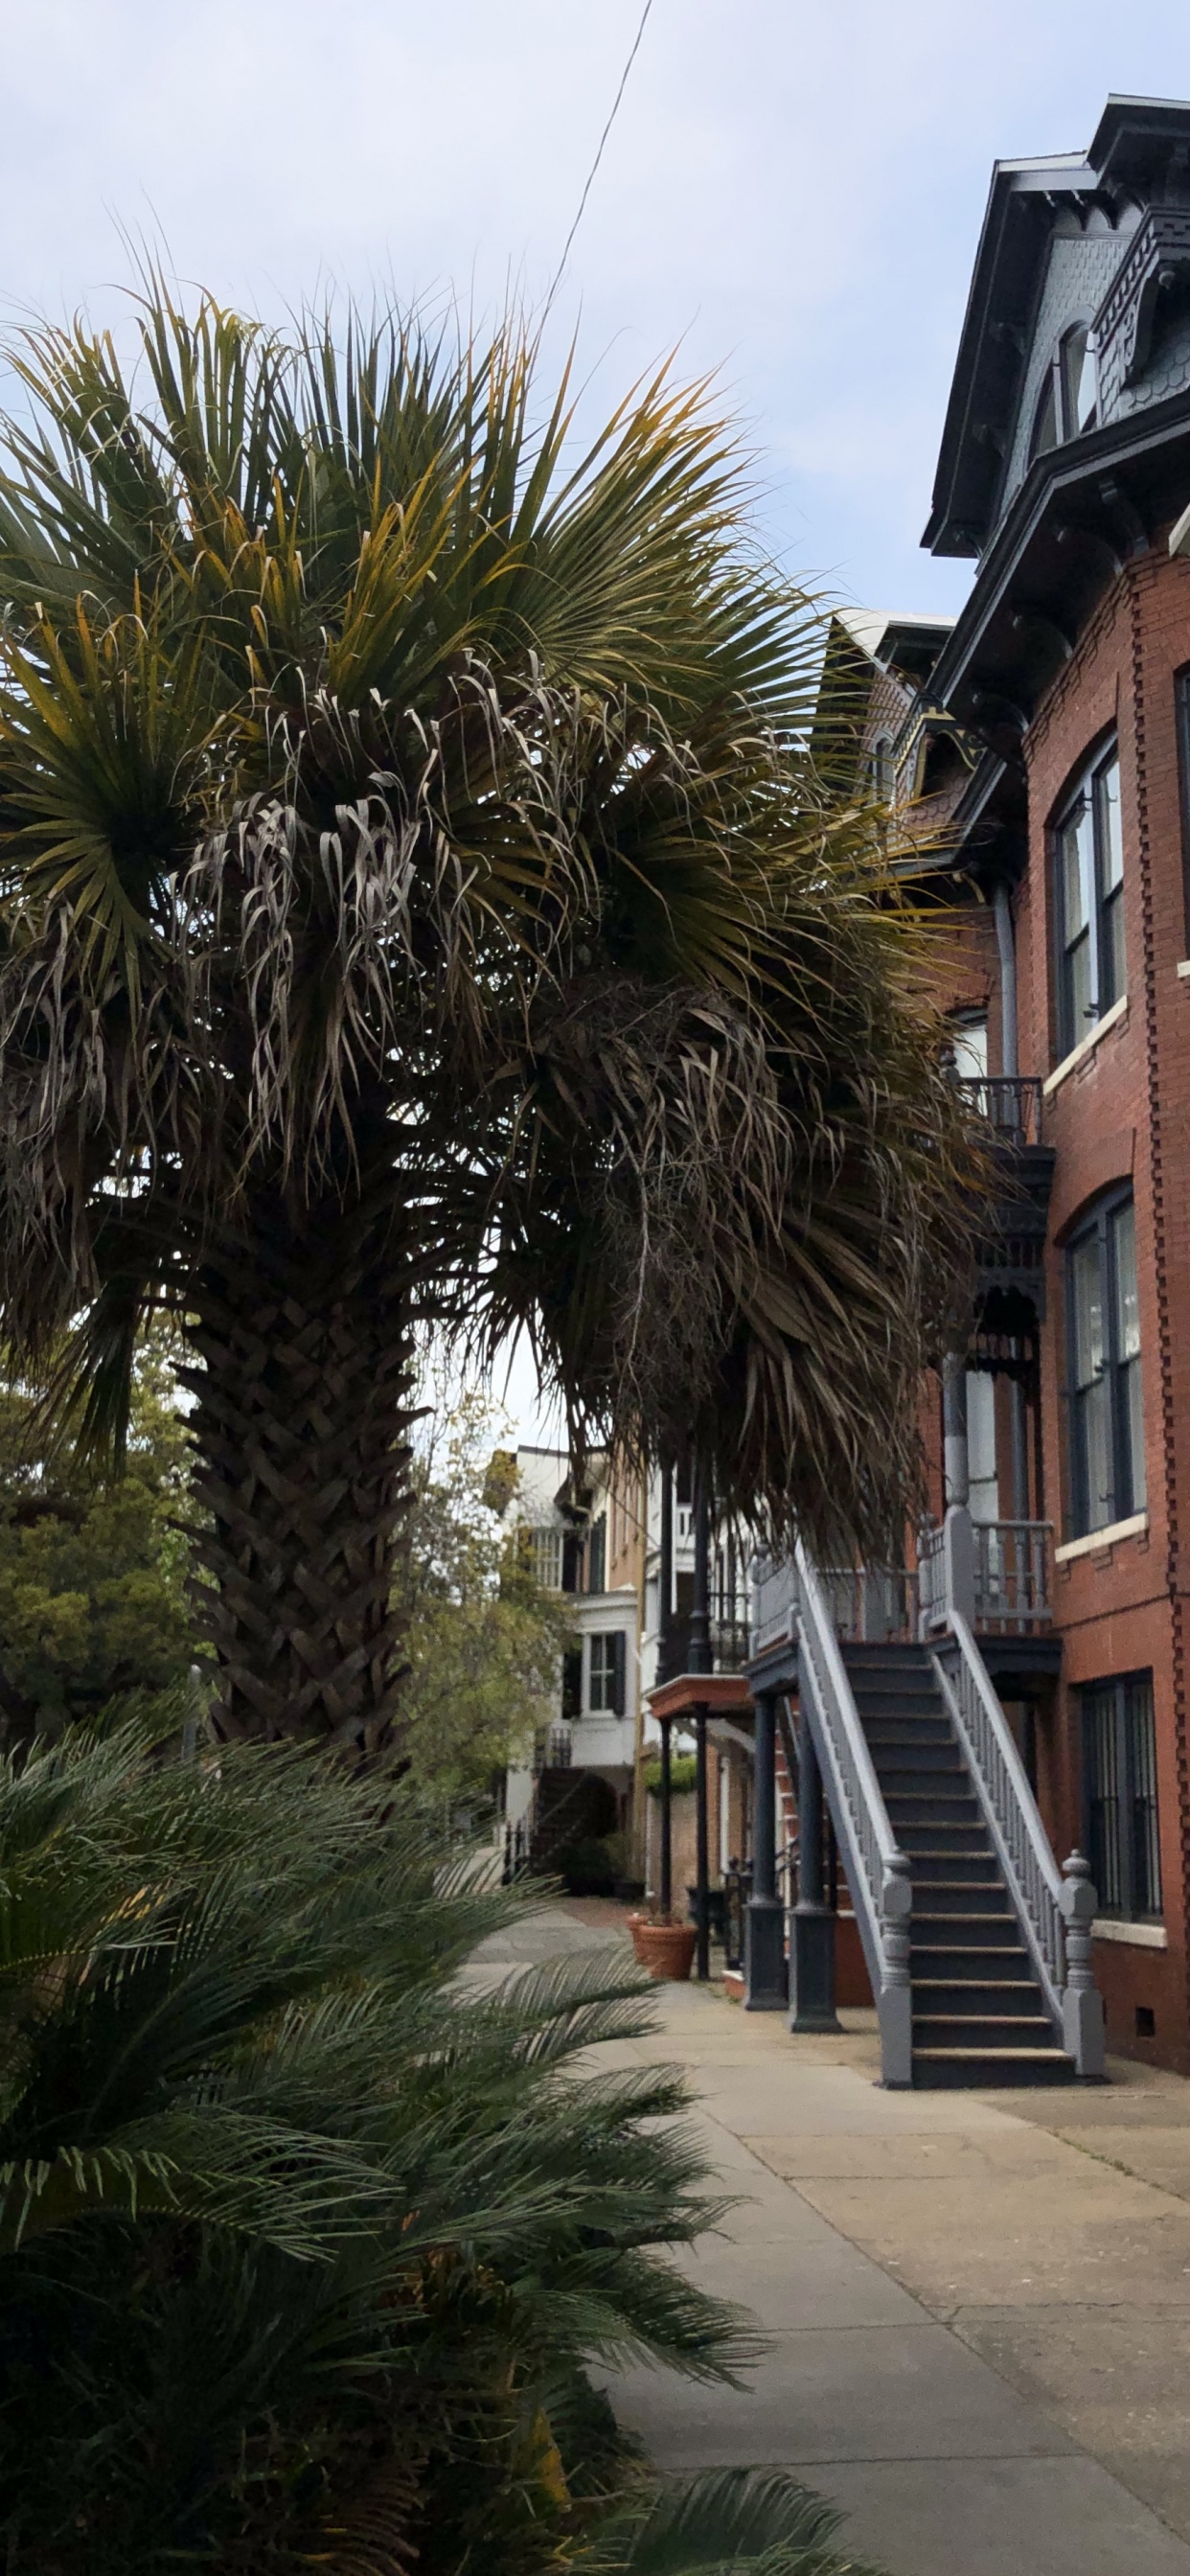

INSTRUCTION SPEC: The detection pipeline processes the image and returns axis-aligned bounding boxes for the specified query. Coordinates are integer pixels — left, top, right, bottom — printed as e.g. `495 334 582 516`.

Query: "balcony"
752 1520 1054 1656
660 1604 752 1680
956 1073 1055 1329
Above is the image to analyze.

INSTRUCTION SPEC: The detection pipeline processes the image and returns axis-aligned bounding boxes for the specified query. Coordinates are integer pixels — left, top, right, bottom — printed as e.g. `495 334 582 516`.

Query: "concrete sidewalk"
493 1904 1190 2576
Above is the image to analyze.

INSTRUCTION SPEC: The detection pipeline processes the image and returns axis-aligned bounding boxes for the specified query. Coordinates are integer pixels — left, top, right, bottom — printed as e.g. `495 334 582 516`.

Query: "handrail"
928 1613 1105 2078
794 1542 913 2085
928 1612 1064 2015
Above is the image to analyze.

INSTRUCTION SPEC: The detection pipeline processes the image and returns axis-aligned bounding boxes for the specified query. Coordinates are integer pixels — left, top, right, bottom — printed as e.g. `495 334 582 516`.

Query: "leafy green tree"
395 1393 569 1803
0 290 976 1747
0 1331 195 1738
0 1714 885 2574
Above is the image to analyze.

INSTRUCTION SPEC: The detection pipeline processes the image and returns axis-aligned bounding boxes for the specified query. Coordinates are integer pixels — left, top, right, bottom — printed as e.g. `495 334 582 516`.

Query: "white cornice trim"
1055 1510 1149 1563
1043 993 1129 1096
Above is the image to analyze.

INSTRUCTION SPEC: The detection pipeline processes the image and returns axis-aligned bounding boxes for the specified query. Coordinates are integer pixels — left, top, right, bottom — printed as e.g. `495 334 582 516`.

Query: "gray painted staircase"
842 1641 1075 2088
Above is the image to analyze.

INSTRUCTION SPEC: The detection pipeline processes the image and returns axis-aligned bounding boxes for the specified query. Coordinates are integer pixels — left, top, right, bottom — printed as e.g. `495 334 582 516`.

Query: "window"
1178 669 1190 953
966 1369 998 1524
948 1012 988 1085
869 733 893 799
1065 1189 1146 1536
1062 324 1098 434
1082 1674 1162 1920
525 1526 563 1591
588 1630 627 1715
586 1514 606 1595
1029 321 1098 462
1054 743 1125 1056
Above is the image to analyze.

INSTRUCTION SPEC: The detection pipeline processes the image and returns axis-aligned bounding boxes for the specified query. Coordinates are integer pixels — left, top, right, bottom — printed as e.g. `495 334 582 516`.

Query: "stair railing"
929 1612 1105 2078
794 1542 913 2086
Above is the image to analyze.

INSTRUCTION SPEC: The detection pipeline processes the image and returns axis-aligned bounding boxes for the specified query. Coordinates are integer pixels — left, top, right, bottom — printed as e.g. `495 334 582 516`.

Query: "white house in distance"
499 1446 641 1869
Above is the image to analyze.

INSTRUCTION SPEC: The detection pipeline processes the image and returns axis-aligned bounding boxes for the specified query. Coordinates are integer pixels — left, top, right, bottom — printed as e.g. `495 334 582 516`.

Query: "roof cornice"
929 387 1190 730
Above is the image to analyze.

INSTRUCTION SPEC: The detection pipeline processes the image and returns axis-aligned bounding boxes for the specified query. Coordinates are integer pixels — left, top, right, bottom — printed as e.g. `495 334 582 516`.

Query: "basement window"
1082 1672 1162 1922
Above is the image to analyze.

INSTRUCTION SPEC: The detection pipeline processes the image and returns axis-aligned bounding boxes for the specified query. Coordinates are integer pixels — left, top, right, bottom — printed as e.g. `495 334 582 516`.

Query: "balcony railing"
757 1521 1053 1654
956 1074 1044 1147
660 1605 752 1678
919 1515 1053 1637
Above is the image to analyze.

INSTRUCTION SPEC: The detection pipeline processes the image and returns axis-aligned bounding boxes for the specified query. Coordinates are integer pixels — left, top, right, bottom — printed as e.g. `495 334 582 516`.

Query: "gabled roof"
924 95 1190 560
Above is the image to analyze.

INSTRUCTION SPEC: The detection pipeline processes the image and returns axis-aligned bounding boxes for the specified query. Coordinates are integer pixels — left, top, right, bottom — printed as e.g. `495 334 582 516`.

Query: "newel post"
1061 1851 1106 2079
878 1849 914 2088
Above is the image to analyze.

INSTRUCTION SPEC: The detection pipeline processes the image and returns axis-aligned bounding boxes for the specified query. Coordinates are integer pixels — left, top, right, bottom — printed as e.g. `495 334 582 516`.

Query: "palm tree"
0 289 974 1746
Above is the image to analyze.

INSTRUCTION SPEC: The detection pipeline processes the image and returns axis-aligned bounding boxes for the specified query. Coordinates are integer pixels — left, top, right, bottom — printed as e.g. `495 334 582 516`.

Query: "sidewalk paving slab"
533 1905 1190 2573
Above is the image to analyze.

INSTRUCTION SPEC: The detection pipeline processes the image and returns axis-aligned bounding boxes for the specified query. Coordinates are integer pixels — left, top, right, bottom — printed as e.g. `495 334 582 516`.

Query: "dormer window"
1030 321 1098 462
1063 325 1098 434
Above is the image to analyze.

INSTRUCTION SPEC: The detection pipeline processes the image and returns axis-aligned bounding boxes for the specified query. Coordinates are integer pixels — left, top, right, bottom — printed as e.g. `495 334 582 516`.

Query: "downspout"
993 879 1018 1078
993 878 1030 1519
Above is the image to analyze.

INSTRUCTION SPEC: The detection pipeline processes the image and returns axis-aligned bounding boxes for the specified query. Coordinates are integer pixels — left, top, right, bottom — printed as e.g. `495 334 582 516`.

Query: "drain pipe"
993 879 1018 1079
992 879 1031 1521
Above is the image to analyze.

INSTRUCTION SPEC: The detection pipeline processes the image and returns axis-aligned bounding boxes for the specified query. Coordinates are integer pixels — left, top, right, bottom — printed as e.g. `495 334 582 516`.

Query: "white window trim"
1042 992 1128 1096
1092 1918 1168 1949
1054 1509 1148 1564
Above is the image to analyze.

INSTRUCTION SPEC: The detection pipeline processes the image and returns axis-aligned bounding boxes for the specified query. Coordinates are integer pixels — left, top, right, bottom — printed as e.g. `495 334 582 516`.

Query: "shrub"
0 1714 882 2574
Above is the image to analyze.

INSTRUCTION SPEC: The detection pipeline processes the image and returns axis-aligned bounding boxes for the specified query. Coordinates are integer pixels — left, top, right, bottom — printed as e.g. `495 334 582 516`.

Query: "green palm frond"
585 2468 887 2574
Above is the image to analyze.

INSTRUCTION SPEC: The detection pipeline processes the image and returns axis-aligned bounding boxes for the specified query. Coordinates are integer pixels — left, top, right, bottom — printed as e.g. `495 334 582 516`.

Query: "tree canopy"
0 288 978 1740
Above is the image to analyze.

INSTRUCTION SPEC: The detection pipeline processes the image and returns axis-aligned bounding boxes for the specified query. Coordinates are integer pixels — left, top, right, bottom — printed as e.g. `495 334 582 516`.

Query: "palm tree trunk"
183 1191 415 1750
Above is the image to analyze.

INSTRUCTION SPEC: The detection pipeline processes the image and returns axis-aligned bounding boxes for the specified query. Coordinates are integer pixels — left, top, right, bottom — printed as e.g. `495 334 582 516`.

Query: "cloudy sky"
3 2 1186 1436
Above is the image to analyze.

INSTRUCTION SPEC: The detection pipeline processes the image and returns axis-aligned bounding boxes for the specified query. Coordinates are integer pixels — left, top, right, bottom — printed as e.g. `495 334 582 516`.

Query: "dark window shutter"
612 1630 627 1716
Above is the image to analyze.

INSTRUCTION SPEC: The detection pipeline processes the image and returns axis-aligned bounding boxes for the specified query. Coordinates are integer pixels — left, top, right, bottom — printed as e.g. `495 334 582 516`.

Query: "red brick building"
852 96 1190 2069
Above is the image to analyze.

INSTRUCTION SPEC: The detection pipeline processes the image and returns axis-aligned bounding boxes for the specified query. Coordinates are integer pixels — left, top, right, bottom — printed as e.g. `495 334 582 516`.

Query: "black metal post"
658 1714 673 1918
688 1468 712 1676
790 1667 840 2032
744 1689 787 2009
695 1703 710 1980
657 1460 675 1683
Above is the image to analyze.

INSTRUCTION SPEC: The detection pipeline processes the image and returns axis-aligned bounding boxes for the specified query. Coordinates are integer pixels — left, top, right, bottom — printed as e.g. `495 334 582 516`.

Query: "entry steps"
843 1642 1075 2088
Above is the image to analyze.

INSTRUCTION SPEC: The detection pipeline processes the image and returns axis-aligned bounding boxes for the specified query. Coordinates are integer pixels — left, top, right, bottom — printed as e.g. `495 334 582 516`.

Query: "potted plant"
634 1913 698 1981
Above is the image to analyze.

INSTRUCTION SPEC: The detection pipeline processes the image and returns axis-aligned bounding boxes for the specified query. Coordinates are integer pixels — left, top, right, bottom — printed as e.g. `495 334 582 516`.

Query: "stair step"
855 1690 949 1714
914 1980 1044 2015
886 1793 982 1827
865 1720 954 1747
911 1919 1025 1951
913 2013 1057 2049
870 1745 966 1775
909 1852 1001 1884
912 2048 1076 2090
896 1823 991 1852
913 1881 1011 1916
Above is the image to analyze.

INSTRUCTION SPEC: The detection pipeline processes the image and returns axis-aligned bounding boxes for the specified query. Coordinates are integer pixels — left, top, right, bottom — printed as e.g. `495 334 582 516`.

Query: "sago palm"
0 1713 885 2576
0 288 974 1745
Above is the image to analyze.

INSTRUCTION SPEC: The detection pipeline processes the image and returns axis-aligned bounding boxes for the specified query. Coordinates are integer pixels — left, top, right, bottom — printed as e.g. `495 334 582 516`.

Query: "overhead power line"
542 0 656 321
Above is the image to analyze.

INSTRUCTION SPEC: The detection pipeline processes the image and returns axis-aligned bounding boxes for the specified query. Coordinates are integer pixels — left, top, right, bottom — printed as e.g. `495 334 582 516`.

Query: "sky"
2 0 1187 1439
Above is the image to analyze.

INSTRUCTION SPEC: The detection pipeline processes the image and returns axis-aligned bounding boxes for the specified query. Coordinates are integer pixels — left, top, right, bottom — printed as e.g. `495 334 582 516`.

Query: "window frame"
1052 738 1126 1059
1064 1184 1146 1539
1081 1671 1162 1922
1177 666 1190 955
587 1628 627 1716
1029 317 1098 463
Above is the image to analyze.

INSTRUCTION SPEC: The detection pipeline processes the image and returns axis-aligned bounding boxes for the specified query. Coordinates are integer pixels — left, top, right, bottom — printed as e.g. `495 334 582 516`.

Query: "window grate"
1083 1673 1161 1921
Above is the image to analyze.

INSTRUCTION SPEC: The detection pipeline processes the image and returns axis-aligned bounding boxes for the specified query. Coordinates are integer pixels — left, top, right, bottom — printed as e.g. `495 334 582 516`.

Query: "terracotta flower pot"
634 1921 698 1982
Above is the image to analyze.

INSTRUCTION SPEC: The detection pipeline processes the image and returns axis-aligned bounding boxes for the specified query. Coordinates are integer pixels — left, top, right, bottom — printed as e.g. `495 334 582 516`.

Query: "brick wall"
909 543 1190 2066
